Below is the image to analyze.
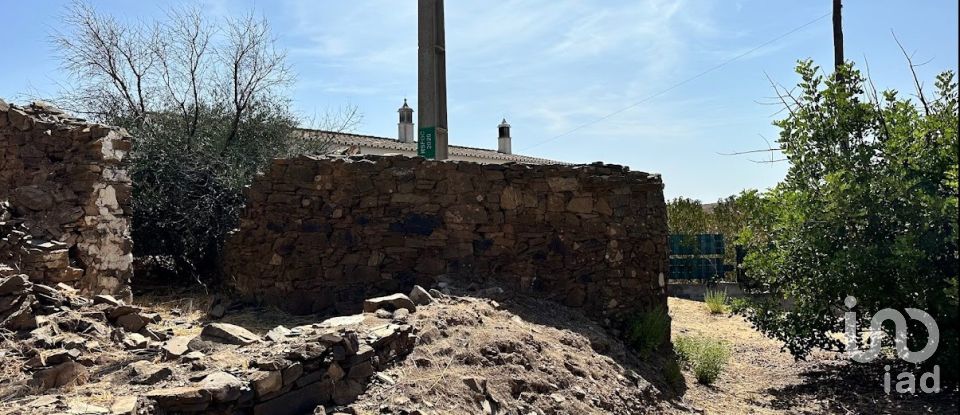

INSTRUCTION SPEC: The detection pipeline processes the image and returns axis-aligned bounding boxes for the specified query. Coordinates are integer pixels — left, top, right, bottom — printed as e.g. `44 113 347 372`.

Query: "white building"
295 100 561 165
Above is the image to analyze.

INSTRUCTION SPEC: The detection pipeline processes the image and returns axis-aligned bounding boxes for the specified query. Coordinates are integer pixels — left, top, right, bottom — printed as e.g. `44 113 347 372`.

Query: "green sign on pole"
418 126 436 159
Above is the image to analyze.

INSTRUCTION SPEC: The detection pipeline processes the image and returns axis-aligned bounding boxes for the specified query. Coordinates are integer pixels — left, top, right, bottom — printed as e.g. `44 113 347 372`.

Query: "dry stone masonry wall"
0 273 415 414
225 155 668 325
0 100 133 300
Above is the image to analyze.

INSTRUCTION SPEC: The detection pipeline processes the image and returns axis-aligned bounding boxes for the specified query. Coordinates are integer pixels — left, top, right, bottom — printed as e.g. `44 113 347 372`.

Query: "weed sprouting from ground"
704 289 728 314
662 359 684 389
627 307 670 357
674 335 730 385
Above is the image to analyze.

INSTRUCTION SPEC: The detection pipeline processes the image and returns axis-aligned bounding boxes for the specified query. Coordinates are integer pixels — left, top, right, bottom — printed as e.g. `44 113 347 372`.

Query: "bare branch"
55 1 144 119
764 72 799 124
219 12 292 152
892 30 931 116
717 148 783 156
862 56 892 143
154 6 214 143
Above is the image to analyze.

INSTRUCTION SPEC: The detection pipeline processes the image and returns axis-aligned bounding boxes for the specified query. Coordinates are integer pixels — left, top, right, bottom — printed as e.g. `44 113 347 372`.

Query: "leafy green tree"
667 194 755 280
667 197 709 236
740 60 958 377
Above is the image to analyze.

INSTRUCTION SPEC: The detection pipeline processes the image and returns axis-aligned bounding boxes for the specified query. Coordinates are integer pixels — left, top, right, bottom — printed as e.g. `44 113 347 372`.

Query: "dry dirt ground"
667 297 958 415
349 290 678 414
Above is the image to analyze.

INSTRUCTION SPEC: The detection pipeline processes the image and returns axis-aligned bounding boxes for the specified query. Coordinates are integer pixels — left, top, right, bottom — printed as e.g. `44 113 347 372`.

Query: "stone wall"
146 316 414 414
224 155 668 325
0 100 133 300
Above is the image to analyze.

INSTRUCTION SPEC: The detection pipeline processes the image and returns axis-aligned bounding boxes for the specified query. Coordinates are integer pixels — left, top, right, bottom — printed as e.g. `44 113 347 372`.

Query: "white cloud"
279 0 737 154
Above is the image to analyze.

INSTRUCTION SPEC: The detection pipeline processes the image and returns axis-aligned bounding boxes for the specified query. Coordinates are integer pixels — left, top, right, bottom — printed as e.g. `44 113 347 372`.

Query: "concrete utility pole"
832 0 844 70
417 0 448 160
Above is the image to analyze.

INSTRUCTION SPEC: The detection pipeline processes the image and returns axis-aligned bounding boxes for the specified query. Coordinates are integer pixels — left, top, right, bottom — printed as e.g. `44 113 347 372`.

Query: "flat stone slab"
316 314 365 328
199 371 244 403
362 294 416 313
129 361 172 385
200 323 260 345
162 336 191 360
144 386 211 412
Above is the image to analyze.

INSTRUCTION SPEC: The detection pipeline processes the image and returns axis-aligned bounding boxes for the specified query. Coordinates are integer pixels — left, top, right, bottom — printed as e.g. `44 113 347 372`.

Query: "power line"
520 11 831 152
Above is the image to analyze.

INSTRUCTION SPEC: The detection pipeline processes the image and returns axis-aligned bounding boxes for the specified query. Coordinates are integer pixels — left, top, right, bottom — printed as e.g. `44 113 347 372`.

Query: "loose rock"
200 323 261 345
250 370 283 397
266 325 292 342
199 371 245 403
144 386 212 412
129 360 172 385
362 293 416 314
162 336 191 360
408 285 435 306
32 361 89 390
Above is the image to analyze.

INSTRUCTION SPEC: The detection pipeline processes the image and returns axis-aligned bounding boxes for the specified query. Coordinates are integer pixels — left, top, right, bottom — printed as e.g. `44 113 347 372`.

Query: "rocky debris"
1 287 420 414
144 386 212 412
93 295 123 307
129 310 415 414
161 336 191 360
362 293 416 314
206 296 241 320
0 283 669 414
109 396 141 415
181 351 204 363
198 371 244 403
462 376 488 395
408 285 435 306
249 369 282 397
0 274 170 397
31 361 89 390
392 308 410 322
129 361 173 385
25 395 65 412
350 291 671 415
0 273 30 296
122 333 149 350
2 296 37 331
198 323 260 345
115 313 148 332
1 275 37 330
265 325 292 342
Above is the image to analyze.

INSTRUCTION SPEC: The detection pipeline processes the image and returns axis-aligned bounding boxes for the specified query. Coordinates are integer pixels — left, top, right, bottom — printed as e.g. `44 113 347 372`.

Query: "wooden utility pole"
832 0 844 69
417 0 449 160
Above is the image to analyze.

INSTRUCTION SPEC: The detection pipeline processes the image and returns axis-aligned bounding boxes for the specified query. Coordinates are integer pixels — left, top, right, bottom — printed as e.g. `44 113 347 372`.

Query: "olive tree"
53 2 354 281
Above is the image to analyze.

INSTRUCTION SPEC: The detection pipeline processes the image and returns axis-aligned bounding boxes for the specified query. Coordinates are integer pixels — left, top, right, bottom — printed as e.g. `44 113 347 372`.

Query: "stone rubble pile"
1 99 133 300
1 273 172 396
1 276 422 414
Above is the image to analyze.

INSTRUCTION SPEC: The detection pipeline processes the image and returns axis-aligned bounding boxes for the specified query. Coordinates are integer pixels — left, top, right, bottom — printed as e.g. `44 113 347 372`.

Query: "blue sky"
1 1 956 200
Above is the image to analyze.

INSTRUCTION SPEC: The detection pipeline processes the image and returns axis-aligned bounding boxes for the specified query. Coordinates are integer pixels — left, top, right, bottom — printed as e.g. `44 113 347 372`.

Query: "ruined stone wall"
224 155 668 325
0 100 133 300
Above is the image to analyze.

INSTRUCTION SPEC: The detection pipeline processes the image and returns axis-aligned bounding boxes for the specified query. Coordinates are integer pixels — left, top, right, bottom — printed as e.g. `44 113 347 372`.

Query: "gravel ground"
667 297 958 415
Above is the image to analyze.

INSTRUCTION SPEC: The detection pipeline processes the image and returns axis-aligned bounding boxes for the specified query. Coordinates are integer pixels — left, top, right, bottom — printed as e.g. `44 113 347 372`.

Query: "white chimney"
398 99 414 143
497 118 511 154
